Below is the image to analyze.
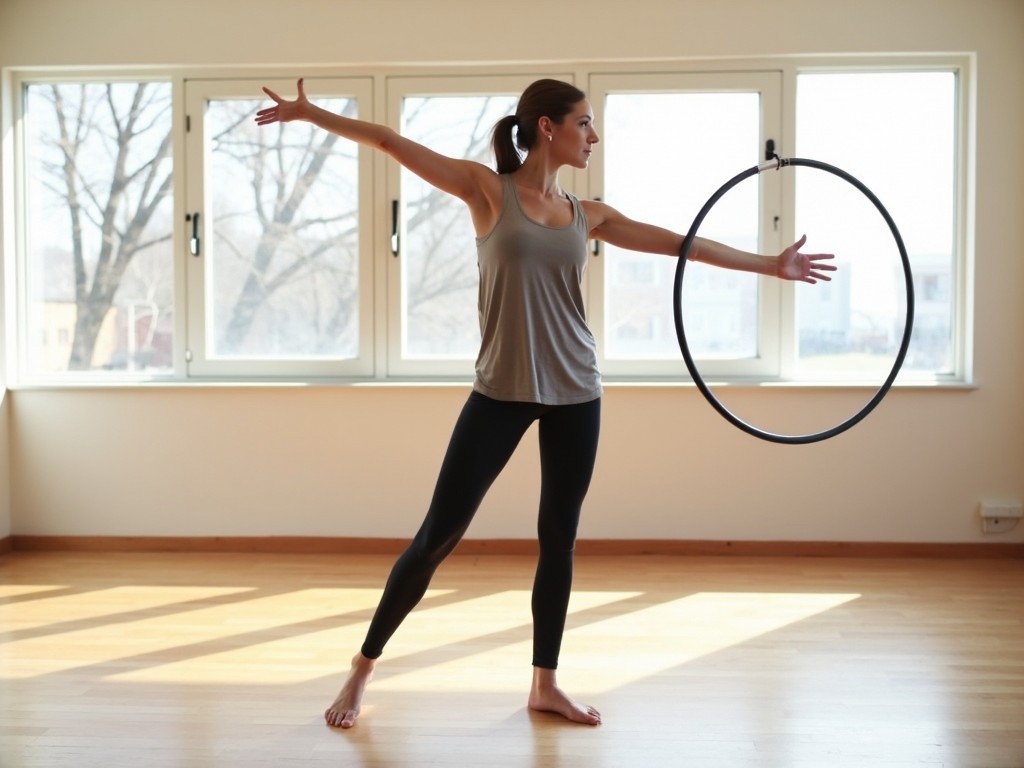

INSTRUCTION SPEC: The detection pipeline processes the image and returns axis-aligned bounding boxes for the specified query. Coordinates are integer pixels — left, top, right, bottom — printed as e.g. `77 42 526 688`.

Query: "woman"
255 78 835 729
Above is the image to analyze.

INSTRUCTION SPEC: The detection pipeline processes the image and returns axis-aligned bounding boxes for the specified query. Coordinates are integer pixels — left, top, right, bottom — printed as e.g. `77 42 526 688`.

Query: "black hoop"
673 157 914 445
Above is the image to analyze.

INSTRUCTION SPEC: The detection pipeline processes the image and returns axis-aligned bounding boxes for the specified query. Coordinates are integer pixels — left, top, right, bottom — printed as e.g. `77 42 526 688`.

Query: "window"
385 75 568 377
6 60 970 385
20 80 174 378
184 78 375 377
794 70 959 380
589 72 782 376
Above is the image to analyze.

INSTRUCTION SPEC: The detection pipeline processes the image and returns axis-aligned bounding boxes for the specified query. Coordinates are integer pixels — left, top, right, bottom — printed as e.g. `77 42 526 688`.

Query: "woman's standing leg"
528 397 602 724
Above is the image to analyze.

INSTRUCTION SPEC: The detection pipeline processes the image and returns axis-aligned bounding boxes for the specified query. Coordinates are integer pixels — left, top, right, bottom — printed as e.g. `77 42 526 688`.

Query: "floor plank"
1 551 1022 767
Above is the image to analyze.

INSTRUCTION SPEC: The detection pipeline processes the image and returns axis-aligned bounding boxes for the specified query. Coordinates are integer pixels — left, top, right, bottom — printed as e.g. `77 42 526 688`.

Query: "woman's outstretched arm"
582 199 836 284
256 78 497 207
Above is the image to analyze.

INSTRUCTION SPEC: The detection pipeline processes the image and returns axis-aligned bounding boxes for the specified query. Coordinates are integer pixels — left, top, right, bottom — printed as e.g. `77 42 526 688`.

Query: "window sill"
7 375 977 392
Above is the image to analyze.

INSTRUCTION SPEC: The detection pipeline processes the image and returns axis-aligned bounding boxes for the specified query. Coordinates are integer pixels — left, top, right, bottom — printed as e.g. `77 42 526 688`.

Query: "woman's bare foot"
528 667 601 725
324 653 376 728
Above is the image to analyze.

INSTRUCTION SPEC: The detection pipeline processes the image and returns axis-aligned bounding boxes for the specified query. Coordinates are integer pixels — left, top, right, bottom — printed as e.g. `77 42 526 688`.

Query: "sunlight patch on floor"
107 587 425 684
375 591 860 694
0 585 255 633
0 587 399 680
1 586 858 690
372 590 643 692
563 591 862 693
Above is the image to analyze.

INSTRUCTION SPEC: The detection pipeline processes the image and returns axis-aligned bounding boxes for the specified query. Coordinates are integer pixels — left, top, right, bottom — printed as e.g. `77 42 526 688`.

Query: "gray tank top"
473 174 602 405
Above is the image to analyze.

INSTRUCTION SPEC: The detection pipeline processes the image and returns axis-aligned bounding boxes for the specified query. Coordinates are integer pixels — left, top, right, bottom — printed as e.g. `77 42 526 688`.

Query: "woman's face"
552 100 599 169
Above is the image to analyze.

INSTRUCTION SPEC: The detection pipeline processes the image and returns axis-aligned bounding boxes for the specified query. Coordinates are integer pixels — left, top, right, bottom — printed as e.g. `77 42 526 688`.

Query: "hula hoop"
673 157 914 445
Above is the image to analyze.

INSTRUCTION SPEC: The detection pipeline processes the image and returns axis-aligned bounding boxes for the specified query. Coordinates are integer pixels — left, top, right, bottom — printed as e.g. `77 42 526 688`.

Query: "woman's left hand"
255 78 310 126
777 235 837 284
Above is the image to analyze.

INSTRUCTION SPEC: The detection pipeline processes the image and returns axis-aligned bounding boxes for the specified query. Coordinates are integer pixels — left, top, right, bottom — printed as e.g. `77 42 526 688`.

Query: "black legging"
360 391 601 669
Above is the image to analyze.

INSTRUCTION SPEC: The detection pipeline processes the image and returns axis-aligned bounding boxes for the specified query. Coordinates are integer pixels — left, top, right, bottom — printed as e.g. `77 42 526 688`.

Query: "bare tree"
212 95 504 358
36 85 507 368
212 99 361 353
42 83 173 370
401 96 510 353
404 96 496 304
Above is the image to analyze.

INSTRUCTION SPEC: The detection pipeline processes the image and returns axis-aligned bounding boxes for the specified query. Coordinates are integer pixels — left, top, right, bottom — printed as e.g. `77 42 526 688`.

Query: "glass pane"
603 92 761 360
400 95 517 359
24 82 174 374
795 71 956 377
207 97 359 359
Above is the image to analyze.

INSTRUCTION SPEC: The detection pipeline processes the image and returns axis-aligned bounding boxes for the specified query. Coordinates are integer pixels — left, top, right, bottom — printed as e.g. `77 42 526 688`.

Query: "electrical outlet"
978 501 1023 534
982 517 1019 534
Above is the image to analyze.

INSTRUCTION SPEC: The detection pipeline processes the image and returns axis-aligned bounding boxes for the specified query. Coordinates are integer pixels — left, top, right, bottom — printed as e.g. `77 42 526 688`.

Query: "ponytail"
492 114 522 174
491 79 586 175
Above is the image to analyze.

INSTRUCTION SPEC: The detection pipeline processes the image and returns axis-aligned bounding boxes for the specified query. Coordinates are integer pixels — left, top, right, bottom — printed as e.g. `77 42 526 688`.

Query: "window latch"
187 212 201 257
390 200 400 257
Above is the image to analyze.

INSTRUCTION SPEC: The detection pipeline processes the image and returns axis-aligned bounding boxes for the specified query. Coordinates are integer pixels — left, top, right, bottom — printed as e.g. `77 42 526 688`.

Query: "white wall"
2 0 1022 544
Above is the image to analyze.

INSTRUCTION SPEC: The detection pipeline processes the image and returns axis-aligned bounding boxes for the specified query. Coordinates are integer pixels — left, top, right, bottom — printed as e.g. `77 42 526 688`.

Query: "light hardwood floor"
1 551 1022 768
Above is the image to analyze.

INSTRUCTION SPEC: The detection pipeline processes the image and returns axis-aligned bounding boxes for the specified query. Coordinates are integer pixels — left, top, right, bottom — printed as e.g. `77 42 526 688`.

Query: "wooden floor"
1 551 1022 768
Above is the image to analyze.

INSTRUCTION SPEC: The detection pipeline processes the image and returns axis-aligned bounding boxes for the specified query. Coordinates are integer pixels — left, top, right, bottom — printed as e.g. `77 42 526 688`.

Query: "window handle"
591 196 601 256
187 212 201 257
390 200 400 257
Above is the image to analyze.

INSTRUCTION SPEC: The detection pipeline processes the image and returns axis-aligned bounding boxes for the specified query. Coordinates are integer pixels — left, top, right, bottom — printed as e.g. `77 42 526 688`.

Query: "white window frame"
9 71 180 384
383 73 574 379
780 56 973 384
183 77 376 379
587 71 784 379
1 56 973 387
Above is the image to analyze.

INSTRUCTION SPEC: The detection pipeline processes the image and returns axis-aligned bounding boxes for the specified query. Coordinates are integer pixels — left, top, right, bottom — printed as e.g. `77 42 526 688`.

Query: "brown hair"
492 79 587 174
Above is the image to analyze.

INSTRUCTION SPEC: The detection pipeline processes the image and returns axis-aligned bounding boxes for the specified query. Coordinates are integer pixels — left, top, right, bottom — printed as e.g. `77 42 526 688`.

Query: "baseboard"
6 535 1023 558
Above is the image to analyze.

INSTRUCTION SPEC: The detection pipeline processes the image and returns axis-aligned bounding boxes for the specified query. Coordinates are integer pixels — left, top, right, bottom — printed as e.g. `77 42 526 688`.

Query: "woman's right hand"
255 78 309 126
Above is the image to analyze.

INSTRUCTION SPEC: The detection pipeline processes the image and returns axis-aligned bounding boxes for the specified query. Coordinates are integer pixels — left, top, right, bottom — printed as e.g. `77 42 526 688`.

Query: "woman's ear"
537 115 553 140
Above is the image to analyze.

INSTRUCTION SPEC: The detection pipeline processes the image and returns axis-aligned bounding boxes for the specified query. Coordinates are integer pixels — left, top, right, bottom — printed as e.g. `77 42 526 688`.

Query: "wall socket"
978 501 1024 534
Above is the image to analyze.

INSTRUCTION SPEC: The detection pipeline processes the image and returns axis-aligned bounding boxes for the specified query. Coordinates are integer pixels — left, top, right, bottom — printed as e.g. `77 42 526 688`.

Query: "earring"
547 135 552 142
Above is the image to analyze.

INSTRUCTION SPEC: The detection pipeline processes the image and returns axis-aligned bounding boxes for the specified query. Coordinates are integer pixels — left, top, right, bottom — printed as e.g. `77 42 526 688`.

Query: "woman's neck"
512 160 563 199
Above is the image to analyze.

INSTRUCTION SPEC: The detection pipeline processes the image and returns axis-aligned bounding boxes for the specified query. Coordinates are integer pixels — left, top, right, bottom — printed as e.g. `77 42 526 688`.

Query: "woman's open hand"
255 78 309 126
777 235 837 284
